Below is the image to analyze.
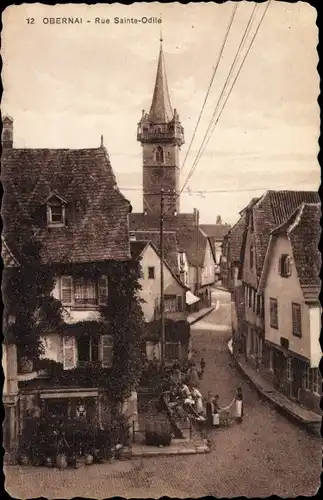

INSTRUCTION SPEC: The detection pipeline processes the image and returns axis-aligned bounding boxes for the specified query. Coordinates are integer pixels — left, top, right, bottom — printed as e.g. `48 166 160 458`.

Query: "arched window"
155 146 164 163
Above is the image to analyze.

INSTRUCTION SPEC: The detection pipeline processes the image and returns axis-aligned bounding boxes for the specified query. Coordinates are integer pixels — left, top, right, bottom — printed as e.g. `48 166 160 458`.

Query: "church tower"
137 38 184 215
2 116 14 149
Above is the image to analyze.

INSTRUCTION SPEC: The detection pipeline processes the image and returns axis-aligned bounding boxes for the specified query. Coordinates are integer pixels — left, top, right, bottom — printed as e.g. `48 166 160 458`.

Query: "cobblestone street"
5 289 321 499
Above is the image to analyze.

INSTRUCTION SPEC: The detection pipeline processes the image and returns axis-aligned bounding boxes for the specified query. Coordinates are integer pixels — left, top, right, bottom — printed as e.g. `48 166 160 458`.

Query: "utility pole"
160 189 165 368
146 189 177 369
194 208 200 304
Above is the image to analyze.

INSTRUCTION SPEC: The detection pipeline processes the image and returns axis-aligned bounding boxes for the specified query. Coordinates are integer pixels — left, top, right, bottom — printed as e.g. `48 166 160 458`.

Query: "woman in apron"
191 387 204 415
206 392 214 427
212 394 220 427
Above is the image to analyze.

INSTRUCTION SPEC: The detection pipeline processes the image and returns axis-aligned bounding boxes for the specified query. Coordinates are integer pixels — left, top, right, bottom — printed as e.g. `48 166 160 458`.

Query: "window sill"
48 223 66 228
71 305 101 310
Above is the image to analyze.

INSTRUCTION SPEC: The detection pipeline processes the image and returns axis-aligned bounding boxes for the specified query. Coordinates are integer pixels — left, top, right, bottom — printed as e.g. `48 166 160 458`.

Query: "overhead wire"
125 182 309 195
140 0 273 215
179 2 239 174
180 2 259 194
192 0 273 172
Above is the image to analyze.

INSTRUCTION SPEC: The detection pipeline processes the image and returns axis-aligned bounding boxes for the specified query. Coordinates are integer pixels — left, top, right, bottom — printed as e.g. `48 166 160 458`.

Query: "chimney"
2 116 13 149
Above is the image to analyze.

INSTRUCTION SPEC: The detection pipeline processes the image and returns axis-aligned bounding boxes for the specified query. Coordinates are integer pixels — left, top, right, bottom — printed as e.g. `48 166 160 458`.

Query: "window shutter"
98 276 108 305
286 256 291 276
278 257 282 275
61 276 73 305
74 277 84 301
101 334 113 367
177 295 183 312
63 336 76 369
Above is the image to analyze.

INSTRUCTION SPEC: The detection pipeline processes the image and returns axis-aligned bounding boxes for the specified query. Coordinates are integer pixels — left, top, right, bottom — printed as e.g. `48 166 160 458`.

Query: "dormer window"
46 192 67 227
155 146 164 163
279 254 292 277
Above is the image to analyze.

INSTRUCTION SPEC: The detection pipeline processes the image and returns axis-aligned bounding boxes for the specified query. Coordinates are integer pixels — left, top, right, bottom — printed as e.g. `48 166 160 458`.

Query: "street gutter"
227 339 321 437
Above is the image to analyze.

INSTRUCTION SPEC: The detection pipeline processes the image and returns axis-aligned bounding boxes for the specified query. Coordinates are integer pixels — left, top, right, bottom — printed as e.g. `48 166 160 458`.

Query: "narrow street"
5 289 321 499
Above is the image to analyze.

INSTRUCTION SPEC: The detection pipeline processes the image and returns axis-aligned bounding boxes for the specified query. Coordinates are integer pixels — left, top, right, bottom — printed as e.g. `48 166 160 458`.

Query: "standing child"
235 387 244 423
206 392 214 427
212 394 220 427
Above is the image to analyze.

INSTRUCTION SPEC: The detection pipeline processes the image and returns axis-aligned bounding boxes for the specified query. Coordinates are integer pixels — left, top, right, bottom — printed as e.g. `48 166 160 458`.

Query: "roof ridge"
270 204 301 235
286 203 305 234
3 147 103 152
272 201 321 236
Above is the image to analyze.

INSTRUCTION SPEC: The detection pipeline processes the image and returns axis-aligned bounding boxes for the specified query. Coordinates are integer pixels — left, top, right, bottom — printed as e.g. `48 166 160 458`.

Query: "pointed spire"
100 134 104 147
148 38 173 123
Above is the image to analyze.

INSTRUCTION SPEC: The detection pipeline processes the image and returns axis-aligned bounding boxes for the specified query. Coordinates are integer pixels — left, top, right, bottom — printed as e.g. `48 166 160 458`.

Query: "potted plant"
84 453 94 466
18 452 30 466
56 452 68 469
45 456 53 468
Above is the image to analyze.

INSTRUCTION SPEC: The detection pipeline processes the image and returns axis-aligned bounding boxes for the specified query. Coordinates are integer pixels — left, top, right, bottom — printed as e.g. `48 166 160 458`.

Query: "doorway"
291 358 303 401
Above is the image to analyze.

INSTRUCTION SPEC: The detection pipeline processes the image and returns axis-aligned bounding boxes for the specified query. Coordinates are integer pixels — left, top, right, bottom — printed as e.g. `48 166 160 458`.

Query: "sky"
2 1 320 225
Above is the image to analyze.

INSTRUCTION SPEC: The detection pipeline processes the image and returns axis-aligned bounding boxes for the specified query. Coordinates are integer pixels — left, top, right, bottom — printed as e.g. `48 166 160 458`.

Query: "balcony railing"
137 131 184 145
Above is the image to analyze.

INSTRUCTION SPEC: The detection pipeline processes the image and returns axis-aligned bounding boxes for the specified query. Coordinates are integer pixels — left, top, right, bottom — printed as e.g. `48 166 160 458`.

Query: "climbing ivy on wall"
3 233 64 362
100 259 147 403
3 223 147 403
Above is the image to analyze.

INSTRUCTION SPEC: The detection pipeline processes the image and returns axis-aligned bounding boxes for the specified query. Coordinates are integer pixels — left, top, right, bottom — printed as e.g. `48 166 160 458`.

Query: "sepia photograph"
1 1 321 498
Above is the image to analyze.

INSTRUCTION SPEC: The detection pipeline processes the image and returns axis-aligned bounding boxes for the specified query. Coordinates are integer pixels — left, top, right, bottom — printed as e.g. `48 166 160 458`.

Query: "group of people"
205 389 244 427
165 360 244 427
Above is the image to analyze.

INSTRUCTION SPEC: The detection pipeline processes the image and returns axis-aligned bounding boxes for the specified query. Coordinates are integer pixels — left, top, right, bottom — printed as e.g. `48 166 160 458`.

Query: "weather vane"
160 13 163 42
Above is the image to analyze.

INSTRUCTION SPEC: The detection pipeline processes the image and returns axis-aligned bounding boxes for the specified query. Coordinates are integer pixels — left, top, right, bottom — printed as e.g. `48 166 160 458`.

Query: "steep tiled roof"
226 214 248 264
2 147 131 265
273 203 321 299
239 197 261 215
130 230 179 273
252 191 320 277
200 224 231 241
130 212 195 231
148 41 173 123
129 212 209 268
177 227 209 267
130 240 148 260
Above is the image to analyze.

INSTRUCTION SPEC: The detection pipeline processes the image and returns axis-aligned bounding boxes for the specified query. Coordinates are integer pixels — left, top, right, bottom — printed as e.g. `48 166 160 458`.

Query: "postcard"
2 2 320 498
